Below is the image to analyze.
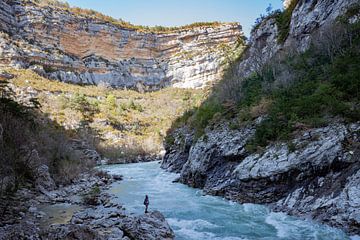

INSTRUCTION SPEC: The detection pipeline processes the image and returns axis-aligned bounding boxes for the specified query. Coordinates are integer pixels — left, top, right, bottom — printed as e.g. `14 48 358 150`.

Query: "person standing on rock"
144 195 149 213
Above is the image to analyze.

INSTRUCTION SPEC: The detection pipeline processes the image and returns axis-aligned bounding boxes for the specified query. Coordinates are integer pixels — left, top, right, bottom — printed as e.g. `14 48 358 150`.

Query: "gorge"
0 0 359 239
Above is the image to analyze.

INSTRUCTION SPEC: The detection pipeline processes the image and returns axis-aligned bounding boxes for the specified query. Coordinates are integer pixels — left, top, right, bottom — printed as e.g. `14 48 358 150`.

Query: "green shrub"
83 186 101 205
191 101 223 138
239 74 264 107
68 93 99 121
176 17 360 148
275 0 299 43
105 94 117 110
165 135 175 146
129 100 143 112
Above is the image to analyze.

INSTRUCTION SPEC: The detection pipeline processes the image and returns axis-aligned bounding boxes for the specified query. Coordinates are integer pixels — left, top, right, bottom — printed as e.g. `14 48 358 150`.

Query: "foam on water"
265 212 290 238
103 161 352 240
168 218 219 230
167 218 219 240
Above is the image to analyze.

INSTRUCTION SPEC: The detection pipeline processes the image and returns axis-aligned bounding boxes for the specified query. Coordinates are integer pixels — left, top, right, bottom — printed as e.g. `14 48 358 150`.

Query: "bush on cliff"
0 78 96 195
168 9 360 150
8 68 205 163
252 0 299 43
34 0 231 33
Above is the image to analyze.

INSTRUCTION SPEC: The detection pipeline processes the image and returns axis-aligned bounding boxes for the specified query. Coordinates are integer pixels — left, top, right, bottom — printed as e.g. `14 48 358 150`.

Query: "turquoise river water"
103 161 356 240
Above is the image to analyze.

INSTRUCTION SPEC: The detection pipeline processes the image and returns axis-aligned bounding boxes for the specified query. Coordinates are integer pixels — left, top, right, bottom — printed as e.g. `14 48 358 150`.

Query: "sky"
65 0 284 36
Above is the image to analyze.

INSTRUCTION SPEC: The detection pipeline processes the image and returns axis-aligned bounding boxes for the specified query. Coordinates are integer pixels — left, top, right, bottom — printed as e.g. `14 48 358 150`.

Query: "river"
103 161 352 240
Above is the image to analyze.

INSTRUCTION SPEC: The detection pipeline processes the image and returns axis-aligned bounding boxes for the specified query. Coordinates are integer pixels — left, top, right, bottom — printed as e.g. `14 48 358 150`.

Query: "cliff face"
161 0 360 235
237 0 359 77
0 0 242 90
162 121 360 234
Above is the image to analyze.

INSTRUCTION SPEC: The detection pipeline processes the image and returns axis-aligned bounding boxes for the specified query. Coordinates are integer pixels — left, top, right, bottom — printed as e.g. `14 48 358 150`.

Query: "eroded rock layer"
0 0 242 90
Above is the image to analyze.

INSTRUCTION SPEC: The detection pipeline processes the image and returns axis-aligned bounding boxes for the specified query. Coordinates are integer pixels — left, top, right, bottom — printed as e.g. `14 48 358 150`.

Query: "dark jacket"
144 196 149 205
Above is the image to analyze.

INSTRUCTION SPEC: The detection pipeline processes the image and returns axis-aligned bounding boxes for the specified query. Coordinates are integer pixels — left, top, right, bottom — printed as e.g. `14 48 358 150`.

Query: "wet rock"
180 122 256 189
121 211 175 240
161 126 194 173
112 174 123 181
163 121 360 234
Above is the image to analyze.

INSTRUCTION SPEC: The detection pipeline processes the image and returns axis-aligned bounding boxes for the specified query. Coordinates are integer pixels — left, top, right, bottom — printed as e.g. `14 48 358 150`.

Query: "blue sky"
66 0 283 36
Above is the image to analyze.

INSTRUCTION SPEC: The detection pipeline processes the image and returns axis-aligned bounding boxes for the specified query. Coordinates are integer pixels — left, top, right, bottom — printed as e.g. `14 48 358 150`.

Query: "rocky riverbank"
0 166 174 240
161 121 360 235
161 0 360 235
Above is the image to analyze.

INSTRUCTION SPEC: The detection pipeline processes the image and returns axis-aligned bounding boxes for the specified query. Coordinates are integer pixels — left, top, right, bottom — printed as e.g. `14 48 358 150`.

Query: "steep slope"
0 0 243 90
238 0 359 77
162 0 360 235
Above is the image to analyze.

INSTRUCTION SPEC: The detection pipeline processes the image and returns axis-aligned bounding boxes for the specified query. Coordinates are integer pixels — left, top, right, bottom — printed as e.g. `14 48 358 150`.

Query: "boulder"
35 165 56 193
121 211 175 240
0 71 14 81
43 224 104 240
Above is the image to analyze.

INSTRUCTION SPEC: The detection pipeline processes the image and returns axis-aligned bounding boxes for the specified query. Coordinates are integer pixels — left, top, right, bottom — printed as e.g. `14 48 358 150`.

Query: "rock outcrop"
162 0 360 235
237 0 359 77
0 0 242 90
44 224 105 240
35 164 56 193
121 211 175 240
162 121 360 234
0 169 174 240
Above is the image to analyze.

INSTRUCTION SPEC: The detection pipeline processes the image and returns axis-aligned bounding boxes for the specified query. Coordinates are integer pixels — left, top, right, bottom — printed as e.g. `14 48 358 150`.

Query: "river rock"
121 211 175 240
43 224 104 240
0 220 40 240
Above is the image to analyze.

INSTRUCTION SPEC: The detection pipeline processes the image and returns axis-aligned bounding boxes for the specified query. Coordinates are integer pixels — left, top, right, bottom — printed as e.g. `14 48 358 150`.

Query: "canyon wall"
161 0 360 235
237 0 359 77
0 0 242 90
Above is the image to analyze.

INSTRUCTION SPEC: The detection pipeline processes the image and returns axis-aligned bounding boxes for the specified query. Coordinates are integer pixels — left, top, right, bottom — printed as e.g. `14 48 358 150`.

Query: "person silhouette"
144 195 149 213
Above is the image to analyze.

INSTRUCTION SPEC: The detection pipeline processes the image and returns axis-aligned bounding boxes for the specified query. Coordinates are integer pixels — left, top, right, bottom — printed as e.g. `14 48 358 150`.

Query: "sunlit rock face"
0 0 243 90
237 0 359 77
161 0 360 235
283 0 292 9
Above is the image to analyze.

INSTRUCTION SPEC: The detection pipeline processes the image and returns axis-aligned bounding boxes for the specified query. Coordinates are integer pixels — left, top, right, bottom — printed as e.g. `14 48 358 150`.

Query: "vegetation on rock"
33 0 235 33
0 73 95 195
168 7 360 150
6 69 205 162
252 0 299 43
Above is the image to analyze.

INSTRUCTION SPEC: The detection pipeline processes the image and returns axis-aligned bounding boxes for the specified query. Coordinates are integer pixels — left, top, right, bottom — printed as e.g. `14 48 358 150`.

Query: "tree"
266 4 273 14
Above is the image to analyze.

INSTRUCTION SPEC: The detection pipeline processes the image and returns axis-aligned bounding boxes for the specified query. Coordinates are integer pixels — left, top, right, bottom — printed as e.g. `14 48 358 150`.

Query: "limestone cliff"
237 0 359 77
0 0 243 90
162 121 360 234
161 0 360 235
